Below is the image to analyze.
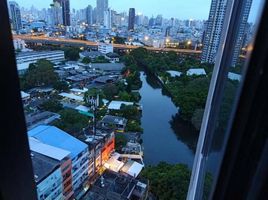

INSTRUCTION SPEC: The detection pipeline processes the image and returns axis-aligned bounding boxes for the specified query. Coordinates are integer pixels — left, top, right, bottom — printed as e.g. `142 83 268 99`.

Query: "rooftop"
108 101 134 110
101 115 127 126
83 170 140 200
90 63 125 71
29 137 71 161
59 92 84 101
28 125 88 159
186 68 207 76
31 151 60 184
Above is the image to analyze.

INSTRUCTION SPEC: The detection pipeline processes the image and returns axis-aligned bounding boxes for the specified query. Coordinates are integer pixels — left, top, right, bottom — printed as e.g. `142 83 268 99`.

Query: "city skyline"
14 0 213 20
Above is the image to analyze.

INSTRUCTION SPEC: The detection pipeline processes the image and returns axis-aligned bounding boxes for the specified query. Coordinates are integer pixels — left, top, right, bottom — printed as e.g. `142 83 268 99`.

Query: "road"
13 34 202 54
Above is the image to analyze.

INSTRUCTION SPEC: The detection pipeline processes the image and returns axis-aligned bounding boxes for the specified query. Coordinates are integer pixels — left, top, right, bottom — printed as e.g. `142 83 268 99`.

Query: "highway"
13 34 202 54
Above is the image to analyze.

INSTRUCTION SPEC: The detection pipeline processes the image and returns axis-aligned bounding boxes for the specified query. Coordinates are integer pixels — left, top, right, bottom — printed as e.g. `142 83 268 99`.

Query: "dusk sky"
15 0 261 21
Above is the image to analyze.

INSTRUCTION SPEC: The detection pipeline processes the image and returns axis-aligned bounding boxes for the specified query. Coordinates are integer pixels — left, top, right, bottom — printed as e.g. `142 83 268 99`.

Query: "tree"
81 57 91 64
115 134 127 151
102 84 119 100
118 91 132 101
53 109 89 136
20 59 59 90
120 105 140 120
130 47 148 65
64 47 80 61
141 162 191 200
53 80 69 92
112 36 126 44
40 100 63 112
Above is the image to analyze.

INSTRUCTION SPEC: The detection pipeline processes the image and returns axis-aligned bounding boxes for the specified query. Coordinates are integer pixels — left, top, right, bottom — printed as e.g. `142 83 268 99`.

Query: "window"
1 0 268 200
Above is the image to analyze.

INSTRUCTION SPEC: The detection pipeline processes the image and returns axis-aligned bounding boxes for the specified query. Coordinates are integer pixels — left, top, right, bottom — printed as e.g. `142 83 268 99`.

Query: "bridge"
13 34 202 54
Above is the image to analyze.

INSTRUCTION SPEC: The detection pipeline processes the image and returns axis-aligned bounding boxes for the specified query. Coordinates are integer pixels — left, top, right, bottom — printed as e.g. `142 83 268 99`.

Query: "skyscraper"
49 1 63 26
9 1 22 32
53 0 70 26
86 5 93 25
201 0 253 66
128 8 135 31
96 0 108 25
104 8 111 29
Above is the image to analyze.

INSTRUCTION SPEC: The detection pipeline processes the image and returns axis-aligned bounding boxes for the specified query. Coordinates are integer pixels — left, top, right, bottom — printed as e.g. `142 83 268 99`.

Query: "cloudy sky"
14 0 261 21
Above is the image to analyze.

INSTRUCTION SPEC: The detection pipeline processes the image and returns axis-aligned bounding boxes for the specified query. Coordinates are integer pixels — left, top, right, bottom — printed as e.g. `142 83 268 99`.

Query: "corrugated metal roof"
29 137 71 161
28 125 88 159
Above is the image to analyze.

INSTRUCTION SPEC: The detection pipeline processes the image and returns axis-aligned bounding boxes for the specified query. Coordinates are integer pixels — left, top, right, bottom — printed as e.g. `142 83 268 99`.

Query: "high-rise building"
86 5 93 25
201 0 253 66
53 0 70 26
128 8 135 31
155 14 163 26
9 1 22 32
104 8 111 29
49 1 63 26
96 0 108 25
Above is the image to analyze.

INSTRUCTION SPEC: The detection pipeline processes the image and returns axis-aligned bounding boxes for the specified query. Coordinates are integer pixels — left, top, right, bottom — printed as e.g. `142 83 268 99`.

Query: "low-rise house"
79 51 104 61
90 63 125 72
26 111 60 130
100 115 127 132
186 68 207 76
105 52 120 63
107 101 134 110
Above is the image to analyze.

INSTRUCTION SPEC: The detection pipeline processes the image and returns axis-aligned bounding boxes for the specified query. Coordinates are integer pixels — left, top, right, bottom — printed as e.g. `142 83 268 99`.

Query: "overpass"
13 34 202 54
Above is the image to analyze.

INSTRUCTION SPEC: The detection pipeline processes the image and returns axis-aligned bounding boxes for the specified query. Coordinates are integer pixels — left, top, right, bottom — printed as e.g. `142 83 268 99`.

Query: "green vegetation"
115 134 127 152
40 100 63 113
53 109 89 136
92 56 110 63
166 77 210 121
141 162 191 200
112 36 126 44
81 57 91 64
64 47 80 61
125 47 214 130
20 59 59 90
53 80 69 92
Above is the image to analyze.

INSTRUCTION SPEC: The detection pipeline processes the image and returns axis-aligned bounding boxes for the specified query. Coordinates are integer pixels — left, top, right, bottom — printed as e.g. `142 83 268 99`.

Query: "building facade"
96 0 108 25
53 0 71 26
28 125 90 198
128 8 135 31
104 8 112 29
16 50 65 75
9 1 22 32
86 5 93 25
201 0 253 66
31 151 64 200
98 43 113 54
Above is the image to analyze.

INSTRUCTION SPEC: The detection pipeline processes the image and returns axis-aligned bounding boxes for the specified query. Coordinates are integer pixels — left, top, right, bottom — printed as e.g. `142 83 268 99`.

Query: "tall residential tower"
53 0 70 26
128 8 135 31
96 0 108 25
9 1 22 32
201 0 252 66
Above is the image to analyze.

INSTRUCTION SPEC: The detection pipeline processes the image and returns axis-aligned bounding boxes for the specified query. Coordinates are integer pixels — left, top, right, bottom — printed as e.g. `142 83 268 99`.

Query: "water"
139 72 198 168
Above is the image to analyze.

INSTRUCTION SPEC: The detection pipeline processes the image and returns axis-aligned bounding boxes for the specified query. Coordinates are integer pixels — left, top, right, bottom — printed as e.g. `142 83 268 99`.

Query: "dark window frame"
0 1 37 199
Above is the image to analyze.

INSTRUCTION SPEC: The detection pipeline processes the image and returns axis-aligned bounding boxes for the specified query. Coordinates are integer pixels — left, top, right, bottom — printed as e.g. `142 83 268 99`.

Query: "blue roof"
28 125 87 159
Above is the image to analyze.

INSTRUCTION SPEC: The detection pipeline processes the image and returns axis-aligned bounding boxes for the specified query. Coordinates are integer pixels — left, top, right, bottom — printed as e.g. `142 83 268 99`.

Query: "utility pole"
86 93 99 175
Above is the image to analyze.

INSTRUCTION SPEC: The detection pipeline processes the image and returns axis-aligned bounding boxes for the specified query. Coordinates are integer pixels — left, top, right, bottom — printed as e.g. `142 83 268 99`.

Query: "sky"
15 0 261 21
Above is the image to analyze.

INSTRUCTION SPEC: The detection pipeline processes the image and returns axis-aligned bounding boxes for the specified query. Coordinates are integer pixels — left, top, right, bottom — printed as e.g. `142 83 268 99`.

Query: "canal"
139 72 198 168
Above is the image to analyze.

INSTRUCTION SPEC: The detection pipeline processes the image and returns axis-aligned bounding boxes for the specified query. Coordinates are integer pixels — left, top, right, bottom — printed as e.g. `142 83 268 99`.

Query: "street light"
144 36 149 41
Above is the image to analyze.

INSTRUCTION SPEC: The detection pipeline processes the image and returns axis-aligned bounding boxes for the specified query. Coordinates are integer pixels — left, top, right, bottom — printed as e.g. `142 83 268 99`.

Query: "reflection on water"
139 72 198 167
